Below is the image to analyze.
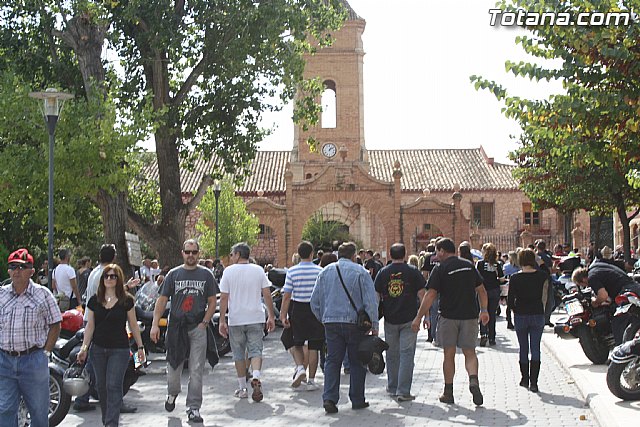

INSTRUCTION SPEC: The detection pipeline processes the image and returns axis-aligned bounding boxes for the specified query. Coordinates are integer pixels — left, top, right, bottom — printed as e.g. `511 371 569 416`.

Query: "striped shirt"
283 261 323 303
0 280 62 352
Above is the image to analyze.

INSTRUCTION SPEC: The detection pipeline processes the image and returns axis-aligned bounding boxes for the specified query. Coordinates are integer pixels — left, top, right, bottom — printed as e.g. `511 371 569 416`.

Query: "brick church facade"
171 1 590 267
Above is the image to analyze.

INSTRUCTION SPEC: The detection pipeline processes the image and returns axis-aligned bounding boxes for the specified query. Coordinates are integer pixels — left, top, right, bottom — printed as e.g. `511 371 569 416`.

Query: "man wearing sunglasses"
151 239 218 424
0 248 62 427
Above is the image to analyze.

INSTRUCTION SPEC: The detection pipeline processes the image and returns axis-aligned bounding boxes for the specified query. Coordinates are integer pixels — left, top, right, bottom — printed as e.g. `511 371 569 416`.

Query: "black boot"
529 360 541 392
518 361 529 388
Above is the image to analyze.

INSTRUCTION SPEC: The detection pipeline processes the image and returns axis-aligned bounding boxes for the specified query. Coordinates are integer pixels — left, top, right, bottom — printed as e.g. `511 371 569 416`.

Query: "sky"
257 0 564 163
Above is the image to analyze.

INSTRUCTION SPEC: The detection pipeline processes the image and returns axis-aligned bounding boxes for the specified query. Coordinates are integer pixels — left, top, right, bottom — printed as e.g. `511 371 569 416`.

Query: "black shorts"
291 301 325 349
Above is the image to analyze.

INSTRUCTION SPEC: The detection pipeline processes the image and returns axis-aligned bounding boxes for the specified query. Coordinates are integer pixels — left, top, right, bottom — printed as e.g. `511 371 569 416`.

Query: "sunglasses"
8 264 31 271
103 274 118 280
183 250 199 255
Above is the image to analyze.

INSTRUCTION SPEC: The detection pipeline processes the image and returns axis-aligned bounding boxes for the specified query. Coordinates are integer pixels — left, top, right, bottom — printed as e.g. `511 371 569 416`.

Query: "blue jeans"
0 350 49 427
480 288 501 340
323 323 366 406
90 345 130 427
384 321 417 396
514 314 545 362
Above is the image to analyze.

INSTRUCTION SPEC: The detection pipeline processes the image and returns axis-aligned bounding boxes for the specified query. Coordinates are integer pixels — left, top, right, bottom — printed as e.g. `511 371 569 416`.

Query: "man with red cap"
0 248 62 427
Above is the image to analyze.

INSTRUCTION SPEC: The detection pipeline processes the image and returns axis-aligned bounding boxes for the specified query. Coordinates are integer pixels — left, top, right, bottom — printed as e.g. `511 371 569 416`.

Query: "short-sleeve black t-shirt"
427 256 484 320
507 270 547 315
161 265 216 325
588 260 635 299
475 260 503 291
374 263 427 325
87 294 134 349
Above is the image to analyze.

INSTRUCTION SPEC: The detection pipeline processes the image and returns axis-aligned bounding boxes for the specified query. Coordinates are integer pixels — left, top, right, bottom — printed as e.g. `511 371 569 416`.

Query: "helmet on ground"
63 362 90 396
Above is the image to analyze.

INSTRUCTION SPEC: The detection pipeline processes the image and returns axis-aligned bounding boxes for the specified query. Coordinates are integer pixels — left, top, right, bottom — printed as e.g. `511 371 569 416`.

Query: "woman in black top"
476 243 505 346
77 264 144 427
507 249 548 392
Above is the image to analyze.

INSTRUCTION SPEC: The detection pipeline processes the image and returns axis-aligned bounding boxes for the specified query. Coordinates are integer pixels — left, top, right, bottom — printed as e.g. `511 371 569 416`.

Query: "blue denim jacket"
310 258 379 330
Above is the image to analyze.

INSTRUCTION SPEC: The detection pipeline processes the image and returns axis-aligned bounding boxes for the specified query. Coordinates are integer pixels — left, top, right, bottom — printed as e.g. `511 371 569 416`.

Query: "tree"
471 0 640 263
2 0 347 267
196 180 259 258
302 211 354 252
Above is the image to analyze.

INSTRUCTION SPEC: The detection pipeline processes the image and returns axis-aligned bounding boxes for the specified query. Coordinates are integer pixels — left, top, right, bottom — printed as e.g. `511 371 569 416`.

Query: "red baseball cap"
8 248 34 265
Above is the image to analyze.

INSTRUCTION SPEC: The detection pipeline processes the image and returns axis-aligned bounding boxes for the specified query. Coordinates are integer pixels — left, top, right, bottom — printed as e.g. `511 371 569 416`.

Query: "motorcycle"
606 289 640 400
268 268 286 327
554 287 614 364
17 358 71 427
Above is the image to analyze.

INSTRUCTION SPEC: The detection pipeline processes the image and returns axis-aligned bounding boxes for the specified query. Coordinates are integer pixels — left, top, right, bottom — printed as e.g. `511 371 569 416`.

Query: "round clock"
322 143 337 158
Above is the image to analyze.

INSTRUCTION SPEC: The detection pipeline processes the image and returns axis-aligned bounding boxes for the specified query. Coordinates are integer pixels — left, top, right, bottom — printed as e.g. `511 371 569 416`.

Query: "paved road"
59 315 600 427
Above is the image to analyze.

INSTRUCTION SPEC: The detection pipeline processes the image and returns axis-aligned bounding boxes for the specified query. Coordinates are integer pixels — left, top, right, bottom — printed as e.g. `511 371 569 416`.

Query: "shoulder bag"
336 266 372 332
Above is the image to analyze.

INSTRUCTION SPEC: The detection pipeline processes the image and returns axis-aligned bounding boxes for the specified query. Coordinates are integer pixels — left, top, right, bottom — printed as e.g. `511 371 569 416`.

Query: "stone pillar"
393 160 403 244
284 168 294 267
571 221 586 251
520 225 533 248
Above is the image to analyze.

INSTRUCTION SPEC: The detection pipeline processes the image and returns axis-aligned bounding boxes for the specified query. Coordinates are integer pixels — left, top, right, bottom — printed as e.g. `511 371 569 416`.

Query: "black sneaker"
323 400 338 414
187 407 203 423
439 393 454 404
470 384 483 406
165 394 177 412
479 336 488 347
73 401 95 412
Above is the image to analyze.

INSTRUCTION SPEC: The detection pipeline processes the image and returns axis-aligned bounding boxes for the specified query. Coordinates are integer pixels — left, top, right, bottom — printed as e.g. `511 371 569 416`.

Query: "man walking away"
375 243 426 401
280 241 324 390
310 242 379 414
412 238 489 406
218 242 276 402
151 239 217 424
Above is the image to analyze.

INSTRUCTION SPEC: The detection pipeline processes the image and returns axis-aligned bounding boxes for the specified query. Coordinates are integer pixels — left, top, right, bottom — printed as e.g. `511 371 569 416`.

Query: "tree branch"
172 54 208 106
629 207 640 221
185 175 213 212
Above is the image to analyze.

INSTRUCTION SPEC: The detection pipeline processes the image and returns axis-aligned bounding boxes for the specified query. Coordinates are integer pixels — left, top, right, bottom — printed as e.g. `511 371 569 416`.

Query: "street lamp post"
213 181 222 259
29 88 73 287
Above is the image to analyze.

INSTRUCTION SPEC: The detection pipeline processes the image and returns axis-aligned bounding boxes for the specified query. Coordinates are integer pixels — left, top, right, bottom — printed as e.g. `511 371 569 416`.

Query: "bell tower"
291 1 367 180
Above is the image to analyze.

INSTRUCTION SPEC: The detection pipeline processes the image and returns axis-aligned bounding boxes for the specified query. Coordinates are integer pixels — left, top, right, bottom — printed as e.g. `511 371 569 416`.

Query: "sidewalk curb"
542 332 612 427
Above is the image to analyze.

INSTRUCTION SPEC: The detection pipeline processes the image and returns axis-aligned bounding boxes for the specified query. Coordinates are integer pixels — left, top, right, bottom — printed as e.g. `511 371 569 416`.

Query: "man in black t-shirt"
411 238 489 406
374 243 426 401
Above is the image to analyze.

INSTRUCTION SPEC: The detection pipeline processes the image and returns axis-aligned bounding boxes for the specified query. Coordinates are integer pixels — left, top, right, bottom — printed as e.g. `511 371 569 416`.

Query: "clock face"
322 143 337 158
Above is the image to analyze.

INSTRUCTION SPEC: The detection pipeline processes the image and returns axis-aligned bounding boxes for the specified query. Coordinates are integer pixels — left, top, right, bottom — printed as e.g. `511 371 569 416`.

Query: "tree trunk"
96 189 133 276
616 200 633 266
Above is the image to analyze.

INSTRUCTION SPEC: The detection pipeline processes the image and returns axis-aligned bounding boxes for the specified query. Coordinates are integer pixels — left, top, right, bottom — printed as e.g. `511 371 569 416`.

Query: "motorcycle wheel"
47 370 72 427
576 327 610 364
606 322 640 400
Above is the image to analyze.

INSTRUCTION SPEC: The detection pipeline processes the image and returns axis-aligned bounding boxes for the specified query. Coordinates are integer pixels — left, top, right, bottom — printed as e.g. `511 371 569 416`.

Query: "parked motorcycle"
554 287 614 364
17 358 71 427
607 289 640 400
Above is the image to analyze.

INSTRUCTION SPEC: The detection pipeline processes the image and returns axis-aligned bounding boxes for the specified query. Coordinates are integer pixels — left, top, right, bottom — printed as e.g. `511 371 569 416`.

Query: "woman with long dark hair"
507 249 548 392
78 264 144 427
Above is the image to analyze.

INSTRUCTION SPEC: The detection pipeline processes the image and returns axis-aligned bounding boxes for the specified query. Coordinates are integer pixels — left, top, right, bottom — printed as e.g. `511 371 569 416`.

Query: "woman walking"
502 250 521 330
507 249 548 392
476 243 505 346
77 264 144 426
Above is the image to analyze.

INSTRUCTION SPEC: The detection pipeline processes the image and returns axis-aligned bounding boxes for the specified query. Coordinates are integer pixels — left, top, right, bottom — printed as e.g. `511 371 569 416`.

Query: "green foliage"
302 211 354 252
196 180 259 258
0 243 9 281
472 0 640 261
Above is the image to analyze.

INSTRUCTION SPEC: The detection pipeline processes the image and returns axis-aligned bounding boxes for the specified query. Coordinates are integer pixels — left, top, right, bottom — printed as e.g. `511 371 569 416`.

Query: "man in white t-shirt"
52 249 79 308
219 242 275 403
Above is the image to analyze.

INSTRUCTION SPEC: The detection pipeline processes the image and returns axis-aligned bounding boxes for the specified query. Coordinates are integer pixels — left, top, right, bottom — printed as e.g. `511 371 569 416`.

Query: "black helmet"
357 335 389 364
63 362 90 396
368 352 386 375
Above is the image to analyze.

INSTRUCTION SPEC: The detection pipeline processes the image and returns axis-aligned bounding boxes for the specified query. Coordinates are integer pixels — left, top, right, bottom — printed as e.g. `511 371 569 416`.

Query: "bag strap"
336 266 358 313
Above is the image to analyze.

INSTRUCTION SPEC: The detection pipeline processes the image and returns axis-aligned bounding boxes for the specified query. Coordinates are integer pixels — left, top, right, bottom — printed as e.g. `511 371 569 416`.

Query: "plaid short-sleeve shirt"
0 280 62 352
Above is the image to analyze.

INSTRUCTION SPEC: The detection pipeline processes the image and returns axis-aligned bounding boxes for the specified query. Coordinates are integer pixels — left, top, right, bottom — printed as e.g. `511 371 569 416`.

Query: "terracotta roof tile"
142 148 517 195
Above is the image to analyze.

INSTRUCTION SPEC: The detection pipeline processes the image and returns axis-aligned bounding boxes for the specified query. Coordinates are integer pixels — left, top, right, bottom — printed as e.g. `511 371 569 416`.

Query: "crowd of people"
2 235 638 426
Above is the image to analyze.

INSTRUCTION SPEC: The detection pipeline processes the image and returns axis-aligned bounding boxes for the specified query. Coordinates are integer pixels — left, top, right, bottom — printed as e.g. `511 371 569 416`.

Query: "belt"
0 346 42 357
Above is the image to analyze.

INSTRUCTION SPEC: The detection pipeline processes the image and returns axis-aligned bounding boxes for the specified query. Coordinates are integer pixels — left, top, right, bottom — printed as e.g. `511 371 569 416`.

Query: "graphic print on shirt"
388 273 404 298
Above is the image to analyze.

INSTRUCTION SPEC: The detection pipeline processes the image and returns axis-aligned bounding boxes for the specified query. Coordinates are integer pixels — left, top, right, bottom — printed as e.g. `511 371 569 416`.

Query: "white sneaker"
306 379 320 391
234 388 248 398
291 367 307 388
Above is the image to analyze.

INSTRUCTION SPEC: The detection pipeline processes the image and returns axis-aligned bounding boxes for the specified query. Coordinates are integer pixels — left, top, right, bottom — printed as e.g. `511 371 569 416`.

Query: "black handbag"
336 266 372 332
